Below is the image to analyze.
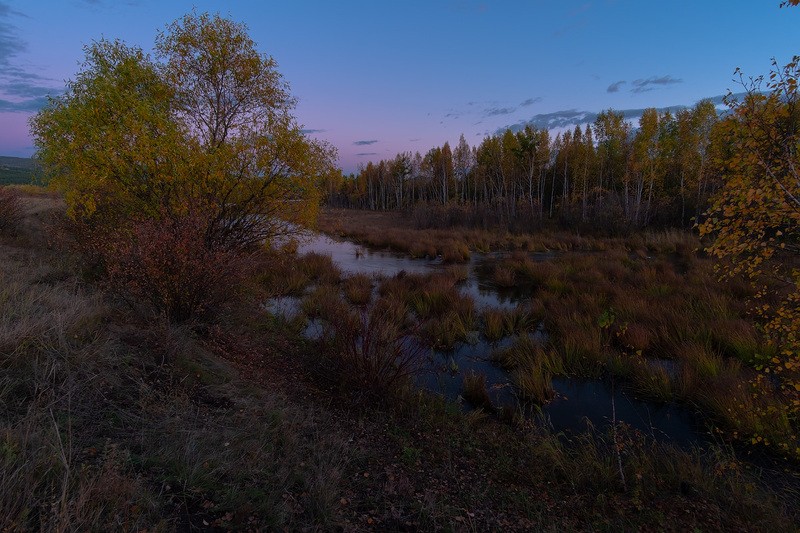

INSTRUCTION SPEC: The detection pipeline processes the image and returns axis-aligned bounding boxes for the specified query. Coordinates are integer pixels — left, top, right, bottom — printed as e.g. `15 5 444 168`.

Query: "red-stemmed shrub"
77 209 247 322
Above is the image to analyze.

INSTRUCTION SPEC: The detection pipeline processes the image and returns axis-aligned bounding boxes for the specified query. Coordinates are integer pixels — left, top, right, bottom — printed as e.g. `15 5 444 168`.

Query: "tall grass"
320 304 426 400
493 336 560 404
0 186 22 235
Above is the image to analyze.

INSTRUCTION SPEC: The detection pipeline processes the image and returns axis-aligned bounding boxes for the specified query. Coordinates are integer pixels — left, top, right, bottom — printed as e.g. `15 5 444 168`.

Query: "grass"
492 336 561 404
0 187 22 235
342 272 373 305
0 192 352 531
318 207 798 459
2 192 796 530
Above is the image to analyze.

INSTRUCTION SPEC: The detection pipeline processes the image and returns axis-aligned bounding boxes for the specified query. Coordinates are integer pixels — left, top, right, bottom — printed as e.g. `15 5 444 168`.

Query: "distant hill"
0 156 42 185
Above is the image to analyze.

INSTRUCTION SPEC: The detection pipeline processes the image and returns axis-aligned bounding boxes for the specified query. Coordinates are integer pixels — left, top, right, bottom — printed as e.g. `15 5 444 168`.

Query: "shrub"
82 210 247 322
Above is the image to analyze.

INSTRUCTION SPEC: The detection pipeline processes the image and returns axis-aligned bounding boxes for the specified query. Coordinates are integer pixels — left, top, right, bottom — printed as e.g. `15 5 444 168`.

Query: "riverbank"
1 190 796 530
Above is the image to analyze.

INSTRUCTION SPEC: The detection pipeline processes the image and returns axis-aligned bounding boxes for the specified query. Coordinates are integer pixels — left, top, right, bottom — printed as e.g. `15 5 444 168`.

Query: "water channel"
266 231 705 448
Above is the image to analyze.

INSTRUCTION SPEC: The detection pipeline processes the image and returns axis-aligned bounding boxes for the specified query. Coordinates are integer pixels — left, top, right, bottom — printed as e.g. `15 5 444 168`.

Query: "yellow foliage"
700 57 800 448
30 12 336 251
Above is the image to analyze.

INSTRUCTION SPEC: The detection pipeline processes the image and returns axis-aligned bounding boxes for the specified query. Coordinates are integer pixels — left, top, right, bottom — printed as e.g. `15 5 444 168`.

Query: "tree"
700 57 800 424
32 12 336 252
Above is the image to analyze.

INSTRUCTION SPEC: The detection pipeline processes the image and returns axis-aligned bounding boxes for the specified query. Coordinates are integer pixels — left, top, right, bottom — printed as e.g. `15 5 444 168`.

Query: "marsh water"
267 231 704 448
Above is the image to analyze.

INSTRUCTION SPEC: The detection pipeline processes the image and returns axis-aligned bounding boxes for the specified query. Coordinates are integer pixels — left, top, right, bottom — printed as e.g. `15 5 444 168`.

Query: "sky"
1 1 798 173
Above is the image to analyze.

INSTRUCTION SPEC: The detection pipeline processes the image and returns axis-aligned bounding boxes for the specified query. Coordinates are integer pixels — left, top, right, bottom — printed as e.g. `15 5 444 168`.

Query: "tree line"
323 101 724 231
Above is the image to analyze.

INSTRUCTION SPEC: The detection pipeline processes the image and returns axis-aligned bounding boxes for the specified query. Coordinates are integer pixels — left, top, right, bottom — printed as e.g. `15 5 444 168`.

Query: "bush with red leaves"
83 210 248 322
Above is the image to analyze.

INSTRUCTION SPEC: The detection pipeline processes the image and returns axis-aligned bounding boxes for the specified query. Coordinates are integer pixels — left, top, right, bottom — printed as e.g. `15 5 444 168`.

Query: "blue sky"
1 1 798 173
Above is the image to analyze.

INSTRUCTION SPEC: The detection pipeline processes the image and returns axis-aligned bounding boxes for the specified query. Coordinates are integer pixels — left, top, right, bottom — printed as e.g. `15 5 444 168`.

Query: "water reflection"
265 232 704 446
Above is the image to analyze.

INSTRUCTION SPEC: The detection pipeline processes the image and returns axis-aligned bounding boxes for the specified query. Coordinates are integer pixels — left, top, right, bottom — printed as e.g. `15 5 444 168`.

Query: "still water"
269 231 704 446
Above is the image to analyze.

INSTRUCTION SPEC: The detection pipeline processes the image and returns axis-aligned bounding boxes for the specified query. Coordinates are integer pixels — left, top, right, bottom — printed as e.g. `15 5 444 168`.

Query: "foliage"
85 208 248 321
31 12 336 255
30 12 336 320
326 102 721 231
700 57 800 441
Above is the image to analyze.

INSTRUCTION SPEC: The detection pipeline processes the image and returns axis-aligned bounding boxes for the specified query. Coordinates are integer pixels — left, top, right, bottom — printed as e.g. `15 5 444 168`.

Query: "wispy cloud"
0 2 62 114
631 75 683 93
354 139 378 146
498 97 724 134
0 95 49 112
520 97 542 107
501 109 597 132
485 106 515 117
607 80 626 93
356 152 378 156
301 128 326 134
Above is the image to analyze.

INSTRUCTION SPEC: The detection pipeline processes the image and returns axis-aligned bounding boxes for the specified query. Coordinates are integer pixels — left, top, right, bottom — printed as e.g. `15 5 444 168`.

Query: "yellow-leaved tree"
32 11 335 251
700 56 799 453
31 12 336 320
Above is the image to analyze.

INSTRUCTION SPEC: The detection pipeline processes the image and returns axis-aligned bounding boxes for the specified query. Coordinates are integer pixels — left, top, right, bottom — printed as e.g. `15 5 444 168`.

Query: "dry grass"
3 191 795 530
492 336 560 404
318 304 426 401
476 234 799 454
340 272 372 306
0 186 22 235
298 251 342 285
482 308 507 342
0 193 353 531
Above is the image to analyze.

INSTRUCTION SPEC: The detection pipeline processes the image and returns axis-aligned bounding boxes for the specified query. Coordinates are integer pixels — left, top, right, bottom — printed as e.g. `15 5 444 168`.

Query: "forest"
325 102 722 231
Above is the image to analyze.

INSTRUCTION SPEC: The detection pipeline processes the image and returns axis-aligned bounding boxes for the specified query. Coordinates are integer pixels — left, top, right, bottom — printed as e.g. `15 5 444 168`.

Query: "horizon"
1 1 798 173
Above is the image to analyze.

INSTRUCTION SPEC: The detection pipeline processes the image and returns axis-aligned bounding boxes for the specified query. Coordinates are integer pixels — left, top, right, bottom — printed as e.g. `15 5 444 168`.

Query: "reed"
481 308 507 342
299 251 341 285
343 273 373 306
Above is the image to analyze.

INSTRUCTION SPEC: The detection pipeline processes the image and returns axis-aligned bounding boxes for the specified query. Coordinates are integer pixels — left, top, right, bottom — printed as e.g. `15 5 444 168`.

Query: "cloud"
0 95 50 112
354 140 378 146
0 22 26 68
497 100 714 135
501 109 596 132
520 97 542 107
631 75 683 93
356 152 378 156
0 2 27 18
0 3 62 113
485 106 516 117
409 138 420 142
607 80 626 93
300 128 326 134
